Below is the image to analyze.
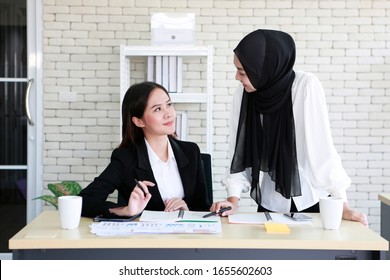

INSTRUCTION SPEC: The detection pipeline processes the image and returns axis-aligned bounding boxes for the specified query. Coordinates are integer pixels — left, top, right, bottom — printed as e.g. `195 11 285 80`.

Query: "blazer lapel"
134 141 165 209
133 138 192 210
169 138 191 197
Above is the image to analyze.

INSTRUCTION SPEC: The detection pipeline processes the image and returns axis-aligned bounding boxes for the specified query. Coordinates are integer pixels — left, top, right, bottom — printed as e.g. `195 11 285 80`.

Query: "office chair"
200 153 213 204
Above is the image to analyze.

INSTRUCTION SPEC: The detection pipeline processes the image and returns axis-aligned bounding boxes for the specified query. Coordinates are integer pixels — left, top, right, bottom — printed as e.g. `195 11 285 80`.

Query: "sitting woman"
79 81 211 218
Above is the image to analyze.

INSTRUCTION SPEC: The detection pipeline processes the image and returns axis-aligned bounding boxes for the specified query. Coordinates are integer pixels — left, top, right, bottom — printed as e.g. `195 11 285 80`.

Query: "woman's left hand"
164 198 189 212
342 202 368 226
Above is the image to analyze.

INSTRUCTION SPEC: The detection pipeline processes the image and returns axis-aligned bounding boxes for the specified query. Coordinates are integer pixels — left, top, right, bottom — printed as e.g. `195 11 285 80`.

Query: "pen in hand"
203 206 232 218
134 179 147 197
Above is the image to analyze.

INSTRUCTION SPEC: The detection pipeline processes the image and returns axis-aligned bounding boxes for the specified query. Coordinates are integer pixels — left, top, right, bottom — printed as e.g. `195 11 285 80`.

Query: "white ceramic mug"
58 195 82 229
319 197 343 230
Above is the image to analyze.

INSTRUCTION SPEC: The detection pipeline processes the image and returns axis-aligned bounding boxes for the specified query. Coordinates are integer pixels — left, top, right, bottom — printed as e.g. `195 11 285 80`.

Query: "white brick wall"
41 0 390 233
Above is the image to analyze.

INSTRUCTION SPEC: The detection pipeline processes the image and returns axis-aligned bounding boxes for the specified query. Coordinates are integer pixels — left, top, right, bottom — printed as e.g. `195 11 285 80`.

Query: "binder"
147 56 154 81
168 56 177 92
162 56 169 89
155 56 162 84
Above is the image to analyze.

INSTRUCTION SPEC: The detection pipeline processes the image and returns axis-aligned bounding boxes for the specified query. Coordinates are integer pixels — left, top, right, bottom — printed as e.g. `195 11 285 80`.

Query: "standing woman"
211 29 367 225
79 81 211 218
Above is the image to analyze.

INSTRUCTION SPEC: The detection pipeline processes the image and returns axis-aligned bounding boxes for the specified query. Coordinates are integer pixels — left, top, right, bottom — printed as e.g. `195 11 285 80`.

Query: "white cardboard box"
151 13 195 46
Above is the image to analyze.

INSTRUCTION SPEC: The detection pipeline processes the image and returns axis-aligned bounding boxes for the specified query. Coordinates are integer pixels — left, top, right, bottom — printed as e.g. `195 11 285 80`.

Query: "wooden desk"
9 211 388 260
379 193 390 260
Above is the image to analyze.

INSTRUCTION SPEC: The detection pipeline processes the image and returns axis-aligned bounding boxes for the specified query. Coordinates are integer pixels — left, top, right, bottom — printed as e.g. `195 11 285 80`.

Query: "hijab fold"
231 29 302 205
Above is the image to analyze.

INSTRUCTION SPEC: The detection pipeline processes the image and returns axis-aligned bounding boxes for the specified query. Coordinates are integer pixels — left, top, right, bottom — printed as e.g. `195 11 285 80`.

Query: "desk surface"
379 193 390 206
9 211 388 252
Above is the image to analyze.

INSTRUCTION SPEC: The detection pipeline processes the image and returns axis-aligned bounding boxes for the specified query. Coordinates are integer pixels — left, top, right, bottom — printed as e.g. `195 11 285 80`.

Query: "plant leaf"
48 181 82 197
32 195 58 209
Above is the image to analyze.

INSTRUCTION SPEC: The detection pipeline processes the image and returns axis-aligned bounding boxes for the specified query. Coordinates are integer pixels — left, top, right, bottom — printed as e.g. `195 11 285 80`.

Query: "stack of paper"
90 221 221 236
90 210 222 236
139 210 220 223
228 213 313 225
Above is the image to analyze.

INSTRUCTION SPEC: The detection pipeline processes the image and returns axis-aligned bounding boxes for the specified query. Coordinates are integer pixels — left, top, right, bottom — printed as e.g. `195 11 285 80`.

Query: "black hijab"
231 29 302 205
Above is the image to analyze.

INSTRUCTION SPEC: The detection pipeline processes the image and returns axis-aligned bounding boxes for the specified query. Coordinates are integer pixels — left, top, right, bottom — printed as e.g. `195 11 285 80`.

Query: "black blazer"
79 138 211 217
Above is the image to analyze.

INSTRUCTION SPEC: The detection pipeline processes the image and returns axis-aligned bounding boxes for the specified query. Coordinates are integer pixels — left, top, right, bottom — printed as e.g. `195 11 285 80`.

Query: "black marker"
134 179 146 197
203 206 232 218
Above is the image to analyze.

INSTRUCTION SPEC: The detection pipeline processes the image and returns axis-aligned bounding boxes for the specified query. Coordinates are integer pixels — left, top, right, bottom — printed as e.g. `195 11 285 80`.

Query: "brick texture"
41 0 390 233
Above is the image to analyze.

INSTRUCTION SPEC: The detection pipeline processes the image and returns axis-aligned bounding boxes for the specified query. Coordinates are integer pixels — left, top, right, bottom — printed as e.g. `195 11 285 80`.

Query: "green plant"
33 181 82 209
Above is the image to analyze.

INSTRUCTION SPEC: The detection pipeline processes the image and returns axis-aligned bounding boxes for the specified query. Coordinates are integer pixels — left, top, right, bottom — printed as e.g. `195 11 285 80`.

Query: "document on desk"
139 210 220 223
228 213 312 225
90 221 222 236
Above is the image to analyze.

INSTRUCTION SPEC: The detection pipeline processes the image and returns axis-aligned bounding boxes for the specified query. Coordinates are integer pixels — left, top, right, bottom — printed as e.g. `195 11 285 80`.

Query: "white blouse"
145 138 185 203
224 71 351 213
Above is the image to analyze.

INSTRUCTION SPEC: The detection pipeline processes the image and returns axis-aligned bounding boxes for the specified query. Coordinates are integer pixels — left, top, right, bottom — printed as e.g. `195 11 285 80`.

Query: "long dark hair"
119 81 172 148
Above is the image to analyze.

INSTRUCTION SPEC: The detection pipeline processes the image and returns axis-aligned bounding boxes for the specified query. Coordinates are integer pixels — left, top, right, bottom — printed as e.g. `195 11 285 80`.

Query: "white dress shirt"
224 71 351 213
145 138 185 203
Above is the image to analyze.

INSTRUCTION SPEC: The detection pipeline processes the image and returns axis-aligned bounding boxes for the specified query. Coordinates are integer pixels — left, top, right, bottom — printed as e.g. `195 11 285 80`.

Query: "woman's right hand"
127 180 154 215
210 197 239 216
109 180 155 217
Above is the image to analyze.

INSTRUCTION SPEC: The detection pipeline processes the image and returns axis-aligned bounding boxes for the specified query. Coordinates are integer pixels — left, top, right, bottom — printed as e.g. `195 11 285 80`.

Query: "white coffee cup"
319 197 343 230
58 195 82 229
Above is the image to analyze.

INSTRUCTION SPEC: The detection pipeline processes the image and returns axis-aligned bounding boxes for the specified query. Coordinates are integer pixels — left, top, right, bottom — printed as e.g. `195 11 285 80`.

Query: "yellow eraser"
264 222 290 234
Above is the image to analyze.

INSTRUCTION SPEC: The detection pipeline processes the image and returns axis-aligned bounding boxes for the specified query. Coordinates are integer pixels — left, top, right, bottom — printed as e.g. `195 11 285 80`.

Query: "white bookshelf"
120 45 213 154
